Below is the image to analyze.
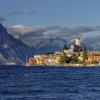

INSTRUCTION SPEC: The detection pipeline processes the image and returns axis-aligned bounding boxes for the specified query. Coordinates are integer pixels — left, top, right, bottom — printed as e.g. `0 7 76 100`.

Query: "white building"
74 37 81 46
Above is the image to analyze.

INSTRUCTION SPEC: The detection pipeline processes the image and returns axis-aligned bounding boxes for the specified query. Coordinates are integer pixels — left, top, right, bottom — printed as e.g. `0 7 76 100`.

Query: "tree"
59 55 64 65
83 47 88 66
70 56 78 64
45 52 54 55
59 52 69 65
92 60 98 64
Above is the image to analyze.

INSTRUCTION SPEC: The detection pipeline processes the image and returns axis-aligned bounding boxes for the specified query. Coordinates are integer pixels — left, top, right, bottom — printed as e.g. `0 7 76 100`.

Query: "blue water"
0 66 100 100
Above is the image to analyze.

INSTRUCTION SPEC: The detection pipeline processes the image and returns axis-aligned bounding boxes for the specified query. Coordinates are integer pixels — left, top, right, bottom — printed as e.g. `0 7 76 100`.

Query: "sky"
0 0 100 27
0 0 100 50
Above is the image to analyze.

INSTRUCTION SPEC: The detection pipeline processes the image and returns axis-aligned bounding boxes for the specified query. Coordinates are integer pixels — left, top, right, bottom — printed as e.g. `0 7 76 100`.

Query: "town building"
27 37 100 66
27 54 61 65
74 37 81 46
86 51 100 64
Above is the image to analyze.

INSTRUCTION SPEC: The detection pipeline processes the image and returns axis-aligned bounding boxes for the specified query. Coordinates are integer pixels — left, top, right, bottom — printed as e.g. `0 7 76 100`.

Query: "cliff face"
0 23 35 64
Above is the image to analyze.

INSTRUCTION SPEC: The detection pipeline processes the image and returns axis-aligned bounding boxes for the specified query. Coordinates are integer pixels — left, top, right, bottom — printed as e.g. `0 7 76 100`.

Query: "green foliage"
59 52 79 65
59 52 70 65
59 55 64 65
70 56 78 64
78 60 84 64
83 47 88 65
92 60 98 64
45 52 54 55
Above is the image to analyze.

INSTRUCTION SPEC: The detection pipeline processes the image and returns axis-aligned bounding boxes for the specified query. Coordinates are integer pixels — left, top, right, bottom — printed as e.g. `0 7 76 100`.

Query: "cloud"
82 35 100 50
7 25 100 49
8 10 38 16
0 17 6 22
8 11 22 16
1 10 39 20
0 11 22 22
7 24 46 38
27 10 38 15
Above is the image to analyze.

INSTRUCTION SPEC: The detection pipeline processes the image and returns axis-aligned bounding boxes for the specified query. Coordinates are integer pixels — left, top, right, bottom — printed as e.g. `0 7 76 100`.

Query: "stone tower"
74 37 81 46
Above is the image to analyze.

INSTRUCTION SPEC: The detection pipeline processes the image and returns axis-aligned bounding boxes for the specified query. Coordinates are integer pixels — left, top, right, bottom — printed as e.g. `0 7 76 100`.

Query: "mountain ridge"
0 23 35 64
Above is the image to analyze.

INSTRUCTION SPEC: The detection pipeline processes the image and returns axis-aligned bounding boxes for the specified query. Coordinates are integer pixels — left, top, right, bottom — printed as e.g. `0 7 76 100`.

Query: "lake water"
0 66 100 100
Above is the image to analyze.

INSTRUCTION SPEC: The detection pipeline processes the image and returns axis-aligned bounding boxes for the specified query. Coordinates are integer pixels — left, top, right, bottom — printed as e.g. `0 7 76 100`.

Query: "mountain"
0 23 70 65
0 23 35 64
8 24 99 51
0 23 99 64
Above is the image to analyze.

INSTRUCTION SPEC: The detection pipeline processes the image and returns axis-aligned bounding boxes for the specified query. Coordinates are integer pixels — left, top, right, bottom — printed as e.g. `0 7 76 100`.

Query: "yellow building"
86 51 100 64
28 54 61 65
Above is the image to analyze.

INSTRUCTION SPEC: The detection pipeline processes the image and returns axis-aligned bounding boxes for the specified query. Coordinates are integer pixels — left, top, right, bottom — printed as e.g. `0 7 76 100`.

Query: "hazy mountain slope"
0 23 35 64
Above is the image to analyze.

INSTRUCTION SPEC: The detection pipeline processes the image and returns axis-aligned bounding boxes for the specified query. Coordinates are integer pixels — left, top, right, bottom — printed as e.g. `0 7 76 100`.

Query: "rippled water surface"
0 65 100 100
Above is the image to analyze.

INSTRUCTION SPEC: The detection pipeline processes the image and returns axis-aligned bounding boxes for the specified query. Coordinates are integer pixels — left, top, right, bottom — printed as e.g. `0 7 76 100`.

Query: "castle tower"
74 37 81 46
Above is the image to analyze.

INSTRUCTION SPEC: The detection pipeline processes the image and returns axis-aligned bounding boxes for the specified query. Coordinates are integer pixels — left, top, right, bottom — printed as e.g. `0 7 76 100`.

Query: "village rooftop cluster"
27 37 100 66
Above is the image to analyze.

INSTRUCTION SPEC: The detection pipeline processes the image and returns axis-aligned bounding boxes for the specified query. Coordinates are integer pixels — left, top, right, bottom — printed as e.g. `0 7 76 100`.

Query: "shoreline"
25 63 100 67
0 64 100 67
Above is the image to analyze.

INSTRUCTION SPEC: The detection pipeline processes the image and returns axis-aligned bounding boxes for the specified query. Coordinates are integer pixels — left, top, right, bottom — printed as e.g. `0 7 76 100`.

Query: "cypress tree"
83 47 88 66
